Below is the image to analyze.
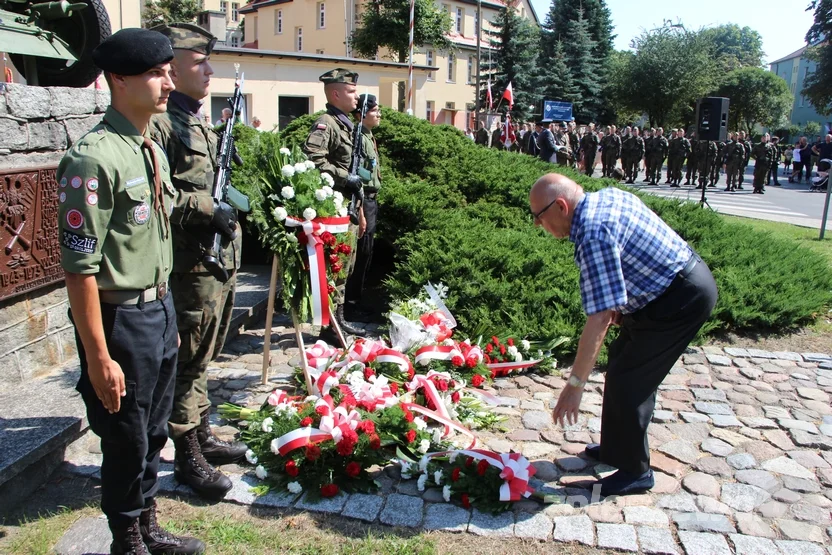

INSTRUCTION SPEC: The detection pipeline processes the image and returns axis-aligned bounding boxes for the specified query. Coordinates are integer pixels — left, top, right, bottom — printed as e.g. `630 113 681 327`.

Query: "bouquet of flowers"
255 145 354 326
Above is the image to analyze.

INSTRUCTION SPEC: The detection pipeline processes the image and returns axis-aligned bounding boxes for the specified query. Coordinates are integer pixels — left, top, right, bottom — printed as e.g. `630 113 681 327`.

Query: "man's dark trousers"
346 194 377 307
599 255 717 475
73 292 178 527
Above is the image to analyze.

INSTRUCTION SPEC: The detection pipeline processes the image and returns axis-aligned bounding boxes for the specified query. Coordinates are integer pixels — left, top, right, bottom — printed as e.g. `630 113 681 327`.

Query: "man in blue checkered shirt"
530 174 717 496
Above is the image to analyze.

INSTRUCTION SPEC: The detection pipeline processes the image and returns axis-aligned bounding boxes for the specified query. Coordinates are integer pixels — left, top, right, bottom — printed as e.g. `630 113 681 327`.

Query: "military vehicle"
0 0 111 87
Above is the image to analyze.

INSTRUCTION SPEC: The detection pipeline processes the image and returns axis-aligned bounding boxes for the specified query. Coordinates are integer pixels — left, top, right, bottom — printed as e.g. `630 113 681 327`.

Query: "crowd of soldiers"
475 119 791 195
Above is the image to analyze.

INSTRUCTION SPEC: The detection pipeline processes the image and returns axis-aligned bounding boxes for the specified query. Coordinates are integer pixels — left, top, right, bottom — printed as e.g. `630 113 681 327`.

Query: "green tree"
562 10 602 122
603 50 640 124
477 0 540 121
142 0 201 27
717 67 792 132
804 120 822 138
537 40 578 108
699 24 764 71
543 0 614 59
802 0 832 115
351 0 452 111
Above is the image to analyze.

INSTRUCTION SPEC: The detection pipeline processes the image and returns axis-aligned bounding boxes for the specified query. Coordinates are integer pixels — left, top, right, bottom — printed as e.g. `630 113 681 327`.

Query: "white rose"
514 352 523 362
314 188 327 201
261 417 274 433
442 484 451 502
521 339 531 351
281 185 295 199
272 206 288 222
293 162 307 173
434 469 443 485
285 232 298 243
287 481 303 494
417 473 428 492
255 465 268 480
279 147 291 156
270 438 280 454
322 185 334 197
281 165 295 178
338 207 348 217
418 439 430 454
245 449 258 465
303 207 317 221
304 160 315 169
507 345 518 357
333 191 344 203
413 417 427 431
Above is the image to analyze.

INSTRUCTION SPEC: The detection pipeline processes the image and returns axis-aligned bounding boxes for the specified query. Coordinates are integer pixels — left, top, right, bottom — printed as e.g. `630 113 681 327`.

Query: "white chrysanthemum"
293 162 307 173
338 207 348 217
432 428 443 444
304 160 315 169
413 417 427 431
434 469 443 485
314 188 327 201
247 420 258 430
285 232 298 243
261 417 274 433
287 481 302 494
507 345 518 357
279 147 291 156
303 207 317 221
417 473 428 492
442 484 451 502
255 465 268 480
281 185 295 199
245 449 258 465
514 352 523 363
270 438 280 454
521 339 531 351
419 456 429 472
321 172 335 187
418 439 430 454
333 191 343 203
442 338 455 347
322 185 334 197
281 165 295 178
272 206 288 222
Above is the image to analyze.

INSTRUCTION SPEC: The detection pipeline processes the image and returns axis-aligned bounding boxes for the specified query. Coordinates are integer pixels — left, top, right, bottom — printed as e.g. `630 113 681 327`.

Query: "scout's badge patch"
133 202 150 224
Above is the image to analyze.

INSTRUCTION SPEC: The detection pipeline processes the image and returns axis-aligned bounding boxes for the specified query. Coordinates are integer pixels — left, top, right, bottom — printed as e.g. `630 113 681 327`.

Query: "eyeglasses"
531 198 557 221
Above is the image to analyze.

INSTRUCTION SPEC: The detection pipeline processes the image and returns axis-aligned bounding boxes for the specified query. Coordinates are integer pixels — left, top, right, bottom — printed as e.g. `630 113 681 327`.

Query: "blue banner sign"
544 100 573 122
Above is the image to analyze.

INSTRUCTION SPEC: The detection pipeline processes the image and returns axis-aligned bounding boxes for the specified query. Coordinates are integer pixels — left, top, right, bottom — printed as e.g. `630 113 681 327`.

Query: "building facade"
770 46 832 137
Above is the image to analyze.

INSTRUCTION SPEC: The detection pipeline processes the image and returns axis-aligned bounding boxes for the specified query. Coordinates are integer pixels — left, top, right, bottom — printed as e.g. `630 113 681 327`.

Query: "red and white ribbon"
305 340 342 371
486 359 542 377
285 215 350 327
352 374 399 411
425 449 536 502
266 389 292 407
414 345 462 366
401 402 477 449
274 396 360 456
406 373 453 434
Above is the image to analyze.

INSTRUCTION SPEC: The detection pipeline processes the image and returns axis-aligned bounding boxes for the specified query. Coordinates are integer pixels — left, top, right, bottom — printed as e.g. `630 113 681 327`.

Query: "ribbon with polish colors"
424 449 536 502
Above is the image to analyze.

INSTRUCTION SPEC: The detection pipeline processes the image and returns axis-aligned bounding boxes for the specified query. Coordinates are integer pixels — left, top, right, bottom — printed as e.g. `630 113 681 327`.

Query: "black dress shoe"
599 469 655 496
584 443 600 460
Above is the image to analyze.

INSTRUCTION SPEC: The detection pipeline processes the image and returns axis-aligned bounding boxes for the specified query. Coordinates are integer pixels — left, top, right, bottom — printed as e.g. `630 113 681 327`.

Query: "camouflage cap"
152 22 217 55
320 68 359 85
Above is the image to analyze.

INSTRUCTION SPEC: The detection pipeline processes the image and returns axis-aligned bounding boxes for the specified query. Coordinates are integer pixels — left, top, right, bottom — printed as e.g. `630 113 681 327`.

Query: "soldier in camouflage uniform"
623 127 644 184
648 127 668 185
768 136 782 186
752 133 775 194
724 132 746 192
709 138 726 187
642 128 654 183
567 122 580 169
579 123 599 177
739 131 752 189
149 23 246 501
302 69 365 341
666 129 686 187
696 140 717 189
603 125 621 178
685 132 699 185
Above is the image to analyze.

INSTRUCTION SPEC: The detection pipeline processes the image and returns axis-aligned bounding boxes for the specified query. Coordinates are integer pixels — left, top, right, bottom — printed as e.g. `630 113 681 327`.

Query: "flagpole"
475 0 481 125
406 0 415 115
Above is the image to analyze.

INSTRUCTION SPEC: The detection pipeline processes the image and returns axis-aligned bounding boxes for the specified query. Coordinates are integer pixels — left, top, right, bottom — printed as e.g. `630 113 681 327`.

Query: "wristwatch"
567 375 586 389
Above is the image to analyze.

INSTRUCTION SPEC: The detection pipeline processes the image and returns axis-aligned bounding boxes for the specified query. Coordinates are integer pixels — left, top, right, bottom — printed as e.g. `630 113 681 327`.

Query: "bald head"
529 174 585 238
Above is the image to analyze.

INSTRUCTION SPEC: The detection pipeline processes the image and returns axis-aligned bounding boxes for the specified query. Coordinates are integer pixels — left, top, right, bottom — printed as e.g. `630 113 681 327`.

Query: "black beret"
92 28 174 76
354 93 378 114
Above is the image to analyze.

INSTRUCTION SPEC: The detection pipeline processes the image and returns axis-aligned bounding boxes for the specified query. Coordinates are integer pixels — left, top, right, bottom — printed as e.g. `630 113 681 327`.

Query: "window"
231 35 239 47
426 101 434 123
467 56 474 84
317 2 326 29
275 10 282 34
354 5 361 23
220 1 227 13
800 95 805 108
447 52 455 82
296 27 303 51
232 2 239 22
456 7 463 33
474 9 479 36
316 49 324 54
426 50 434 81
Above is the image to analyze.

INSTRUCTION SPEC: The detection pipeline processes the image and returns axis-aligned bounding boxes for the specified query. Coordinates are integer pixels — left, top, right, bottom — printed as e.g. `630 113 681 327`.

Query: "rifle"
204 65 251 283
347 95 372 225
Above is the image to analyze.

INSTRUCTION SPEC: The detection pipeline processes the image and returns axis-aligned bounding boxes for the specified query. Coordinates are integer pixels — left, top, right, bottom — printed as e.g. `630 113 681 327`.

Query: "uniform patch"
66 209 84 229
316 123 327 130
59 192 66 203
62 230 97 254
87 193 98 206
86 178 99 191
133 202 150 224
125 176 147 188
70 176 82 189
59 177 67 188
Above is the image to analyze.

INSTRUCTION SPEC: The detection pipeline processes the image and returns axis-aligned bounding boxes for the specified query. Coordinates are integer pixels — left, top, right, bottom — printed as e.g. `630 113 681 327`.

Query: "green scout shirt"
58 106 175 290
302 104 354 192
149 94 241 273
360 128 381 192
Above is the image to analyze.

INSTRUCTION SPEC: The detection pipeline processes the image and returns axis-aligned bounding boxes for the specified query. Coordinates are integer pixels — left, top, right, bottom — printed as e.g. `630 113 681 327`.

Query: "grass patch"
722 215 832 268
3 506 98 555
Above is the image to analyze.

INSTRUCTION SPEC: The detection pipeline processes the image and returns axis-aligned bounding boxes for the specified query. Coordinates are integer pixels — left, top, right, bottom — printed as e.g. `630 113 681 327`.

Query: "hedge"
239 109 832 355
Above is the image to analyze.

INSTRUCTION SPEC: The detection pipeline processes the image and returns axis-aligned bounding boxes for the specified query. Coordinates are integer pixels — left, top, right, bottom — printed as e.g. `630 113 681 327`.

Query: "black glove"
344 173 363 194
211 200 238 240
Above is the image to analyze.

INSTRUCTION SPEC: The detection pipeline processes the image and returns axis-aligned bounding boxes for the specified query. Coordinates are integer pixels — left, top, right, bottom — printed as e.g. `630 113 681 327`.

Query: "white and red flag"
502 81 514 109
501 113 516 149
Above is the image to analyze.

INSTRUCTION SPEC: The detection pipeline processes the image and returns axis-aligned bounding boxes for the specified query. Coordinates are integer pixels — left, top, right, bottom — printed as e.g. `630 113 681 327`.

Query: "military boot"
110 519 150 555
174 428 232 500
197 409 246 465
335 304 365 337
140 499 205 555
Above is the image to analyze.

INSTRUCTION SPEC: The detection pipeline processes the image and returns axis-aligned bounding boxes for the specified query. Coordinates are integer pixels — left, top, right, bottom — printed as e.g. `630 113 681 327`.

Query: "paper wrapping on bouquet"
285 216 350 327
424 449 536 502
424 282 457 328
274 395 360 456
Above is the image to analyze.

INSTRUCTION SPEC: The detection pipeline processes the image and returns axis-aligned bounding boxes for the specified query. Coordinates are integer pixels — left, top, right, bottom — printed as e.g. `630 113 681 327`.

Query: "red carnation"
321 231 336 246
327 284 335 294
328 253 339 265
491 336 500 345
406 429 416 443
450 380 456 388
369 434 381 450
477 459 489 477
490 368 498 379
339 244 352 255
390 382 399 394
499 345 506 355
316 406 328 416
300 417 313 427
507 338 514 346
337 441 355 456
451 391 461 403
285 460 299 477
452 467 461 482
471 374 484 387
465 357 477 368
461 493 470 509
320 483 339 498
485 344 493 354
436 378 449 392
364 368 375 380
451 355 464 367
345 461 361 478
465 456 474 467
305 444 321 461
358 420 376 434
408 367 415 380
403 409 414 422
331 262 343 273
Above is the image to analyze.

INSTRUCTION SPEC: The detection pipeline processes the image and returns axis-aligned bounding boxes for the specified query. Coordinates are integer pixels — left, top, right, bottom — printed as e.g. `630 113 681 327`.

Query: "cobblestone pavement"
64 317 832 554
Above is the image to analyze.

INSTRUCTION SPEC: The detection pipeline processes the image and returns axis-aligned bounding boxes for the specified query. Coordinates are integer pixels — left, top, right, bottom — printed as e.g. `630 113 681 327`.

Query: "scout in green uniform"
696 140 717 189
579 123 599 177
724 132 746 191
739 131 752 189
752 133 774 194
648 127 668 185
685 132 699 186
148 22 246 501
345 94 381 321
60 28 204 555
302 68 364 341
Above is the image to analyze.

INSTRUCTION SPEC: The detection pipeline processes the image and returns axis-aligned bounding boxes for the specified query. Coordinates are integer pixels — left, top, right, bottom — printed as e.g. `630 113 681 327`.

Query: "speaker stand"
698 178 713 210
